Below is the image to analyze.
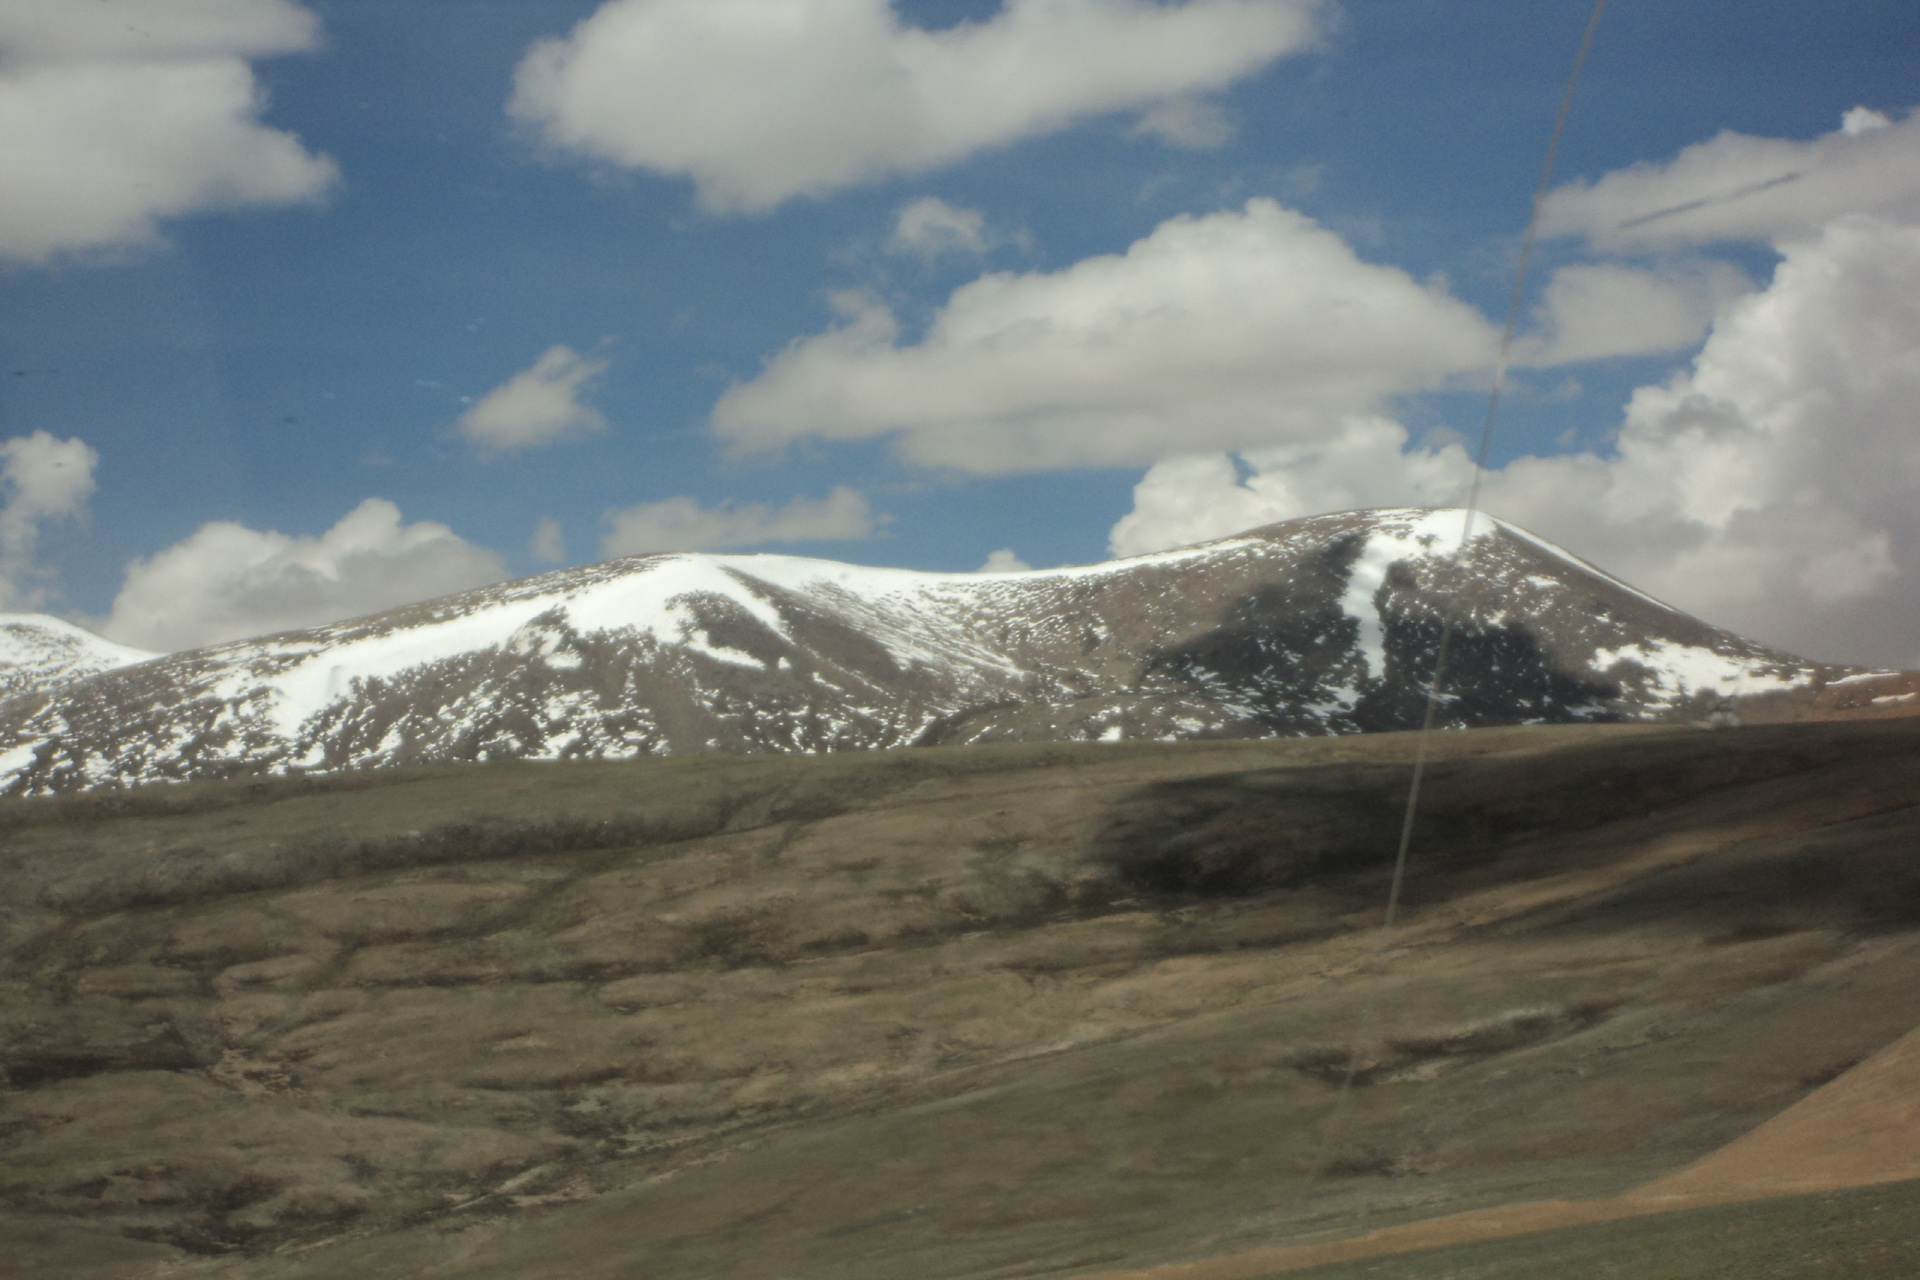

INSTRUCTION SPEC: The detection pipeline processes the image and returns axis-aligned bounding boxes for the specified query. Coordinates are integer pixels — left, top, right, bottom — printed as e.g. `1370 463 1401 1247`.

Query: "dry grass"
0 720 1916 1278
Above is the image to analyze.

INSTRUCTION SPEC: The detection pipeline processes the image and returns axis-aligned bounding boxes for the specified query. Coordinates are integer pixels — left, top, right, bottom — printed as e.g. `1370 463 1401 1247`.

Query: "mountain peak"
0 613 159 701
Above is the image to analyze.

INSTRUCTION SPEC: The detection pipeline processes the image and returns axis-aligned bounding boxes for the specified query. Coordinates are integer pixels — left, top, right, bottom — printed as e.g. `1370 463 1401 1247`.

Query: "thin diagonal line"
1298 0 1607 1204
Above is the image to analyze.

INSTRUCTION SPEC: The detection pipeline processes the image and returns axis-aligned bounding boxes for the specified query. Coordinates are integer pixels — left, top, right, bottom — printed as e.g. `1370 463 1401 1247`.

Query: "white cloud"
1518 261 1750 365
530 516 567 564
457 346 610 455
601 486 877 557
0 431 98 610
1109 216 1920 669
508 0 1322 211
977 548 1032 572
1540 106 1920 250
1130 96 1233 149
714 199 1497 473
1110 418 1474 557
102 498 507 652
887 196 993 260
0 0 337 264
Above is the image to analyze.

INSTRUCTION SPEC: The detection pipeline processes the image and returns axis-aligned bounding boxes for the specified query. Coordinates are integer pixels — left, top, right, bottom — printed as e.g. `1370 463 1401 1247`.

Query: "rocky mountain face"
2 508 1913 795
0 614 157 702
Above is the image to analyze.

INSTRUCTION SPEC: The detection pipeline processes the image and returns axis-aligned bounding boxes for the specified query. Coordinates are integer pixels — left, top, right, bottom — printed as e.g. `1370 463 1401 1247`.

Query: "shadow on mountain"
1352 604 1626 730
1142 554 1624 736
1092 721 1908 901
1136 531 1368 734
1530 803 1920 940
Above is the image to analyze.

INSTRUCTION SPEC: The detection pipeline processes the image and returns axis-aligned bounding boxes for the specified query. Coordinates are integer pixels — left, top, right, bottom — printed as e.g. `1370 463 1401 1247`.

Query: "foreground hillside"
4 719 1918 1278
6 508 1916 795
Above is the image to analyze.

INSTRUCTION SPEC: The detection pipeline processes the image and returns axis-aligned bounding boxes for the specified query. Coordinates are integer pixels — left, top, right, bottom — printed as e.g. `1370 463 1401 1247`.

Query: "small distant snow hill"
0 614 158 701
2 508 1914 795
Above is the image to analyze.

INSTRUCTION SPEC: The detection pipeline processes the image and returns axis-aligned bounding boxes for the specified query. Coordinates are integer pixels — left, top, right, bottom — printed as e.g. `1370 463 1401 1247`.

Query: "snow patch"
674 623 765 670
0 740 41 786
1828 671 1902 687
1592 640 1813 705
231 592 564 737
1339 509 1500 682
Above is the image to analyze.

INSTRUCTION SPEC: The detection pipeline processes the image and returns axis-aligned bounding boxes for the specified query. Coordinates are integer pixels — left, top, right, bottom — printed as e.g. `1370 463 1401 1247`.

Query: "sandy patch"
1629 1019 1920 1202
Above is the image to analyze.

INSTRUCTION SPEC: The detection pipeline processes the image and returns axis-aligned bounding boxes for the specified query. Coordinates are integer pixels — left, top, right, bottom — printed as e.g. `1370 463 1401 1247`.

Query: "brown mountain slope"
1 719 1918 1278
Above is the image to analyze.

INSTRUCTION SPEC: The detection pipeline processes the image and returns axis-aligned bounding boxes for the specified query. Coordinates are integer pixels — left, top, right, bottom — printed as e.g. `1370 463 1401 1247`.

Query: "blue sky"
2 0 1918 666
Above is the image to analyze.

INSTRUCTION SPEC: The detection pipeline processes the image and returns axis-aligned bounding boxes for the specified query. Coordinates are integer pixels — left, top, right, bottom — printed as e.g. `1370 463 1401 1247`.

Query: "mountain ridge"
2 507 1914 795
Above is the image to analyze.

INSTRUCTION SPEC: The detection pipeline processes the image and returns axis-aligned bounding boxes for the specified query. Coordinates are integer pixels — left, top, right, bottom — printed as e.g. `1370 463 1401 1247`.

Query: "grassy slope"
0 720 1917 1277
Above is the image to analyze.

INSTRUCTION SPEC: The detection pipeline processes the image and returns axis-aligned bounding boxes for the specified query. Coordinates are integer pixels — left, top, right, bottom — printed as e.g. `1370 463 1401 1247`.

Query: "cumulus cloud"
0 431 98 610
887 196 993 260
0 0 337 264
1110 217 1920 669
601 486 877 557
508 0 1322 211
102 498 507 651
1109 418 1474 557
976 548 1032 572
1540 105 1920 250
714 199 1497 473
457 345 610 455
1518 261 1749 365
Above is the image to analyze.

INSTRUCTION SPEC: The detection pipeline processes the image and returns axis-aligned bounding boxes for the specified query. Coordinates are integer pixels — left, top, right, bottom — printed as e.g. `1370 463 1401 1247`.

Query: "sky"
0 0 1917 668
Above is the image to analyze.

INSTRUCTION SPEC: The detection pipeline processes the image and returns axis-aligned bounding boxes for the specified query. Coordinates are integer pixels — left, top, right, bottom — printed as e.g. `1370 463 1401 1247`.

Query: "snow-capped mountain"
0 614 159 701
2 509 1913 795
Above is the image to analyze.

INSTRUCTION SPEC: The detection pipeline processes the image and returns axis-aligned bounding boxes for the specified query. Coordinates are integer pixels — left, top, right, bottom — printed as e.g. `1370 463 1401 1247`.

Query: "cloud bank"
602 486 876 556
104 498 506 652
1541 106 1920 250
0 432 98 611
457 345 611 455
715 199 1498 472
1112 216 1920 669
0 0 337 263
509 0 1321 211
